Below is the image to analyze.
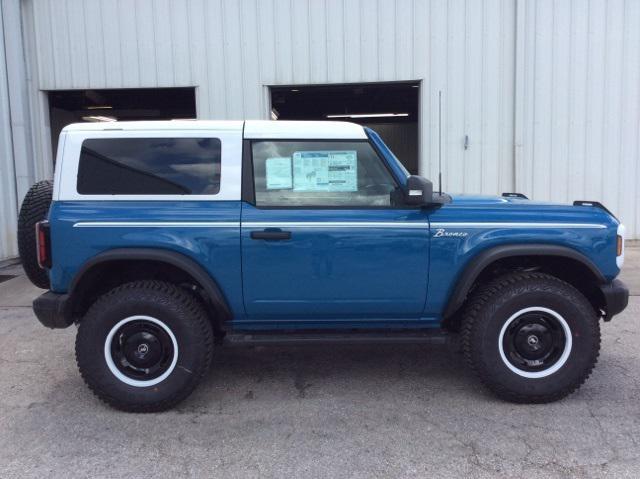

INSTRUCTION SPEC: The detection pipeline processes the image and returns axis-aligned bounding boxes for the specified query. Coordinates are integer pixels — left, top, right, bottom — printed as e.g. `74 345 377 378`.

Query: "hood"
448 194 567 207
443 194 618 225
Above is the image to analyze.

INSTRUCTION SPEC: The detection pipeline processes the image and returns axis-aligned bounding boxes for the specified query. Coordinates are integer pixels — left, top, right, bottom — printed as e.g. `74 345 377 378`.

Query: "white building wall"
515 0 640 238
1 0 46 260
25 0 517 196
0 0 18 260
0 0 636 260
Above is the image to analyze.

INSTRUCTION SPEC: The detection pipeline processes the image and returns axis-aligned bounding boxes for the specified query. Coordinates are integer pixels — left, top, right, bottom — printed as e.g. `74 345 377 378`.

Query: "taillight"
35 220 51 269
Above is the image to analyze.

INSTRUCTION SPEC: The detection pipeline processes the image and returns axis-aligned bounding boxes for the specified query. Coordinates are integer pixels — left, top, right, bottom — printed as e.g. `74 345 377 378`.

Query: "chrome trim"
430 222 607 229
73 221 607 230
241 221 428 229
244 221 606 229
73 221 240 228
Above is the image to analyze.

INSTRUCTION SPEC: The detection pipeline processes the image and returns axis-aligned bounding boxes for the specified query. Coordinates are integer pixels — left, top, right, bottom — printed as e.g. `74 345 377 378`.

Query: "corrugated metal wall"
1 0 637 257
515 0 640 237
0 1 17 260
26 0 517 196
0 0 19 260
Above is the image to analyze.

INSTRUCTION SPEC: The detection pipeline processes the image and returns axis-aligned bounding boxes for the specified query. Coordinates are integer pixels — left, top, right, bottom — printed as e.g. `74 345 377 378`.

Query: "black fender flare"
69 248 232 320
442 243 607 318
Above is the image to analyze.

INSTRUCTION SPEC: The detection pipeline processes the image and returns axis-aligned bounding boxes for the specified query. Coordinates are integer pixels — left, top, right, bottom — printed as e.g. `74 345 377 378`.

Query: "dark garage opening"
270 82 419 174
48 87 196 158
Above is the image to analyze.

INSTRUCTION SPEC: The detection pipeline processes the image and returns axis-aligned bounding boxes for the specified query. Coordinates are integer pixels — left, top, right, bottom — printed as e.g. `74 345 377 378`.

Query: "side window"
77 137 221 195
251 141 399 207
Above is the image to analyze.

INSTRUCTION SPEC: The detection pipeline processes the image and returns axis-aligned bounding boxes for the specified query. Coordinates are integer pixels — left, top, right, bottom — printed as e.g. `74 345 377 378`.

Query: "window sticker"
292 151 357 192
266 157 293 190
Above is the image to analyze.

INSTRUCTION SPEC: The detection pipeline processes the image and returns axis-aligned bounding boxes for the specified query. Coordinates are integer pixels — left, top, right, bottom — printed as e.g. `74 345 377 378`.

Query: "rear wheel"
18 180 53 289
76 281 213 412
461 272 600 403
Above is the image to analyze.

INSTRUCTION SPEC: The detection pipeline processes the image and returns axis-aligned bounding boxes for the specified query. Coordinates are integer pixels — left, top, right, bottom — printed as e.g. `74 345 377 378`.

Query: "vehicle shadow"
185 341 488 410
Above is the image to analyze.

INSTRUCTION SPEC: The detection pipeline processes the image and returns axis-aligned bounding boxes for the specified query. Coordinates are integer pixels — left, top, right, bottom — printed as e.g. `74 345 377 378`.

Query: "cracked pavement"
0 252 639 478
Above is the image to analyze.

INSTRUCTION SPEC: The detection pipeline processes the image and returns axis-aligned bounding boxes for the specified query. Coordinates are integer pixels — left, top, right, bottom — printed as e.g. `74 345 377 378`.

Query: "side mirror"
404 175 434 206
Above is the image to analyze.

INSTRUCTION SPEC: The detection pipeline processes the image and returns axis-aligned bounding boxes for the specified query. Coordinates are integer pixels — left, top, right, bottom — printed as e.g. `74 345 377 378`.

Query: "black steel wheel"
500 308 571 377
106 316 178 386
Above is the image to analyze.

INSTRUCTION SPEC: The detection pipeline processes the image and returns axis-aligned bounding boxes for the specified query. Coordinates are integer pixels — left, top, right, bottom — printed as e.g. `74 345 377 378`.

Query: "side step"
223 330 449 347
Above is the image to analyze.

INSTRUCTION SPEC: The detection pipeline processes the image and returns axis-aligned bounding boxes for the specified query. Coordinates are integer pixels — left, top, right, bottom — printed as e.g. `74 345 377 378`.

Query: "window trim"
246 138 414 210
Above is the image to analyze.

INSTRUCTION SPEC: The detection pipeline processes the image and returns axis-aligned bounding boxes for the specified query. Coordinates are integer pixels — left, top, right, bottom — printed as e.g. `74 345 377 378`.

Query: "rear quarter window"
76 137 221 195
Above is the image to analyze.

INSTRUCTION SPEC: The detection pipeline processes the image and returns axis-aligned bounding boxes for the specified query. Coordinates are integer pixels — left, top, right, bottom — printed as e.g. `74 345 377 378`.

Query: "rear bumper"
600 279 629 321
33 292 74 329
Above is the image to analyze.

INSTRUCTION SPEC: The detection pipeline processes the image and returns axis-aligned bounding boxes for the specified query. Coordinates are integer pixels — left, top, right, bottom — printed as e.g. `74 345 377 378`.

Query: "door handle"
250 229 291 240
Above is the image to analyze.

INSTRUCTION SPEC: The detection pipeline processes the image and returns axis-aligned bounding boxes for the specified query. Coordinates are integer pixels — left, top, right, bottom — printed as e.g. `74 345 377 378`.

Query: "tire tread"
17 180 53 289
461 272 600 403
76 280 214 412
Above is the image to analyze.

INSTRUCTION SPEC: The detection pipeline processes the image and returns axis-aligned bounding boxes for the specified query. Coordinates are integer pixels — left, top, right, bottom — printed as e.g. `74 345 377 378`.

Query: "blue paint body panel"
239 203 432 328
424 195 619 316
48 201 245 318
47 138 622 332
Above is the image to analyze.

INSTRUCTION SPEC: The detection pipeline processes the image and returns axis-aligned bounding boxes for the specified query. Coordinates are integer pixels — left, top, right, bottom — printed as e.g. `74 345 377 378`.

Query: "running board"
223 330 449 347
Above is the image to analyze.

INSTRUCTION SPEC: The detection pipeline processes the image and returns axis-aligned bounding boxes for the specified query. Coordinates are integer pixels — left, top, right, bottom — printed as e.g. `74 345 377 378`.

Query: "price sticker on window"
292 151 357 192
265 157 293 190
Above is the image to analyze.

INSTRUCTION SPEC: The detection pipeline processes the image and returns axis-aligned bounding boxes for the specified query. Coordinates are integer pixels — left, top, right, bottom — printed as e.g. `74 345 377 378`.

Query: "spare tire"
18 180 53 289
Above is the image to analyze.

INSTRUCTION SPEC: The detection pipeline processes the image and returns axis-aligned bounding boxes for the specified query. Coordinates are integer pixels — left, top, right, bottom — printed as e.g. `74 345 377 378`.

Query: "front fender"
440 243 606 318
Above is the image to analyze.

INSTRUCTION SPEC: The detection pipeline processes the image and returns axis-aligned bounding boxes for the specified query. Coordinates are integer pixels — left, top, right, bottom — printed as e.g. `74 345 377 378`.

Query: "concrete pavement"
0 250 639 478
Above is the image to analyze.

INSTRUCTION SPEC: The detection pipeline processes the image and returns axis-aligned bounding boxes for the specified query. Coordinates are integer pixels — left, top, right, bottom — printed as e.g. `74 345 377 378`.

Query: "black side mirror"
404 175 434 206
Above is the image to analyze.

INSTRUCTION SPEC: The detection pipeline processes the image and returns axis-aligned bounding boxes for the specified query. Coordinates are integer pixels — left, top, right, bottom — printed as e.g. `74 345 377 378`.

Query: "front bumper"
600 279 629 321
33 292 74 329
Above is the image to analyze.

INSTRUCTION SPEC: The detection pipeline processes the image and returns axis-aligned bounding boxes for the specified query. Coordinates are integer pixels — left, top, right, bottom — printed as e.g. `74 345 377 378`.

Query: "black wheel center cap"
123 331 163 368
513 323 553 359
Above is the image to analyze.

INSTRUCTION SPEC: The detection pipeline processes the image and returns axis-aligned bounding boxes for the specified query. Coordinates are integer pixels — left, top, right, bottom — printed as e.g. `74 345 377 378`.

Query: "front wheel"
461 272 600 403
76 281 213 412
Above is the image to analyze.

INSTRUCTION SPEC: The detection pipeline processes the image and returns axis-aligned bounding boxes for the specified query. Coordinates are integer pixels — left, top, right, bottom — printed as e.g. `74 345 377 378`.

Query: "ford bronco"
19 120 628 412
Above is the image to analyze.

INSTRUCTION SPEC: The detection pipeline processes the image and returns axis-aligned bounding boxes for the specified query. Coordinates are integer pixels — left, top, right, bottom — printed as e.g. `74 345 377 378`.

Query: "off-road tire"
17 180 53 289
76 281 214 412
461 272 600 403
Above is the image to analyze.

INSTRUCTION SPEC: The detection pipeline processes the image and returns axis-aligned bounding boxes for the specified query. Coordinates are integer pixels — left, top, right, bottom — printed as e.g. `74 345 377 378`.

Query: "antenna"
438 90 443 196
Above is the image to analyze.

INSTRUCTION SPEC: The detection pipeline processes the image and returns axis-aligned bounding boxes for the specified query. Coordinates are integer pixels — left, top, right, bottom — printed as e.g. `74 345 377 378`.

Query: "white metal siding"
1 0 636 262
27 0 517 197
0 1 18 260
515 0 640 237
1 0 46 260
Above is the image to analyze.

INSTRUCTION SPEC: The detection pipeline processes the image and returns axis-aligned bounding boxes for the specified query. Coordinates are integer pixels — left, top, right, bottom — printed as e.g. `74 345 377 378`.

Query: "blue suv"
19 120 628 411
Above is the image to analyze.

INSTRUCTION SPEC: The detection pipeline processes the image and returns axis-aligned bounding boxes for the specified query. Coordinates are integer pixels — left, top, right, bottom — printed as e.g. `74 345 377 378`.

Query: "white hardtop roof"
62 120 244 132
62 120 367 140
243 120 367 139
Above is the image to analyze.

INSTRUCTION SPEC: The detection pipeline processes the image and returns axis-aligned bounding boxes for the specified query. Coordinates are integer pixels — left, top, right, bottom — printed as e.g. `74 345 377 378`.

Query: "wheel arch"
442 243 607 320
68 248 232 329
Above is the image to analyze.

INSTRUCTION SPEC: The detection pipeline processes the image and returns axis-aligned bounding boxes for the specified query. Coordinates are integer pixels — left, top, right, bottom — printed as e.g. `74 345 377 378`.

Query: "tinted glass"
77 137 221 195
252 141 399 207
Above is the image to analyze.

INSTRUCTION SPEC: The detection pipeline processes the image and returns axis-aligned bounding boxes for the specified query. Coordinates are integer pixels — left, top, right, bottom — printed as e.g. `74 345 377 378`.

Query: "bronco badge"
433 228 468 238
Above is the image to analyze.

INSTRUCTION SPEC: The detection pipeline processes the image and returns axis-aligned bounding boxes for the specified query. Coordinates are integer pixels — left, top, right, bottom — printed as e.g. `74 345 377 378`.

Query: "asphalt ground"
0 248 639 478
